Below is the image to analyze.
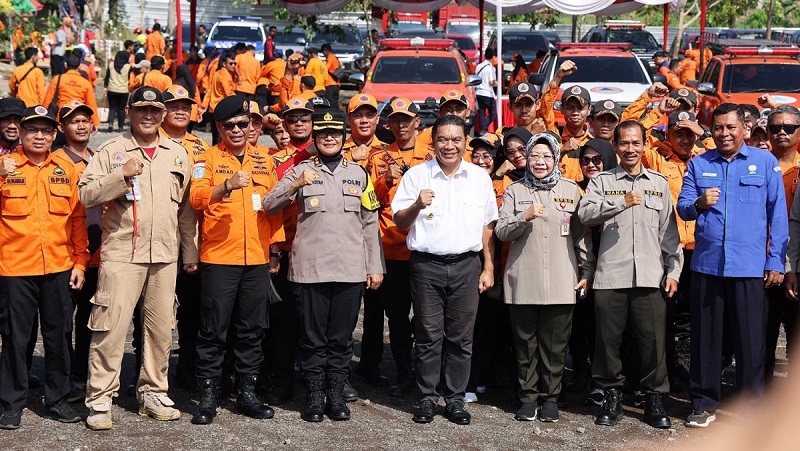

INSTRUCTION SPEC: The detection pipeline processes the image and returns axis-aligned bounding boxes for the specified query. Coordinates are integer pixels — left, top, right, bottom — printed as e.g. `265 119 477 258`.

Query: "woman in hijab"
494 127 533 182
103 49 131 132
496 132 594 423
565 138 618 399
264 108 384 423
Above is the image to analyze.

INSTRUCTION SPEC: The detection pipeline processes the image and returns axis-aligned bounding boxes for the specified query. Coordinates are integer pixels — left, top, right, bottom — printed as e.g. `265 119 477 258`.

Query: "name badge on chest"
560 218 570 237
125 177 142 201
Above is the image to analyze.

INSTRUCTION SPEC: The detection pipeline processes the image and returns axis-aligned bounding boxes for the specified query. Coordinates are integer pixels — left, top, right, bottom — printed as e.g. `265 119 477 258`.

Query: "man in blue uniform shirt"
677 103 788 429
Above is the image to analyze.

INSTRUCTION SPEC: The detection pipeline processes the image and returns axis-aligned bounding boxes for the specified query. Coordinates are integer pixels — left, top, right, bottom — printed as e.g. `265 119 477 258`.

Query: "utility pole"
766 0 776 39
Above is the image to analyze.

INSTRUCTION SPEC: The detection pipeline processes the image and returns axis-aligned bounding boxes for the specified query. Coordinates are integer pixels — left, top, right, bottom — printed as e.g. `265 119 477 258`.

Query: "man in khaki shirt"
577 121 682 430
78 87 199 431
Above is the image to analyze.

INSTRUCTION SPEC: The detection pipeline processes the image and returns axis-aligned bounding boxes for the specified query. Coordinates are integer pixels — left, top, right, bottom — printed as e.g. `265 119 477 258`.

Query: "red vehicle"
381 12 429 36
447 33 478 64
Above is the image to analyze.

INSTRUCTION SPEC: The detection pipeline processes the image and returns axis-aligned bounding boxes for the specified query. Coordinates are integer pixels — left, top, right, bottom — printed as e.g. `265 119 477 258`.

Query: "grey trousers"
409 252 481 404
592 287 669 394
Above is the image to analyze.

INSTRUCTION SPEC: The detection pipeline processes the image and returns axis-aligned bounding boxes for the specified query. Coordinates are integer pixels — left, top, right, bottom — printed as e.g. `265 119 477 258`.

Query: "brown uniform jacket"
263 156 385 283
78 133 199 264
577 165 683 290
496 178 594 305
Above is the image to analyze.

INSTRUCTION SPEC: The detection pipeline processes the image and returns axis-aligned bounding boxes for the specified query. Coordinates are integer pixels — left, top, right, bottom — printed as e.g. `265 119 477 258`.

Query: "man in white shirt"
474 48 498 135
392 115 498 426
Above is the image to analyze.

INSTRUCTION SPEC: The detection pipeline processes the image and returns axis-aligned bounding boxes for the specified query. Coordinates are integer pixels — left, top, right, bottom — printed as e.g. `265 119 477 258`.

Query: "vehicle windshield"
371 56 461 84
503 34 548 53
556 56 650 84
448 24 479 41
309 27 361 45
605 31 659 51
210 25 263 42
722 63 800 93
395 21 425 32
449 36 476 50
273 31 306 45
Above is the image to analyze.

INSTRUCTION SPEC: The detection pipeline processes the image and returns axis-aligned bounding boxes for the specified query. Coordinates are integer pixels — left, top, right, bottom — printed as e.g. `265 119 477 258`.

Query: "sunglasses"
221 120 250 131
768 124 800 135
579 156 603 166
285 115 312 124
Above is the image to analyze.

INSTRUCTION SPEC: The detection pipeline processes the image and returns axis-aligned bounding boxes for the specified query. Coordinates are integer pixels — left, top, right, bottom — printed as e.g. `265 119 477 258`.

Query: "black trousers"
294 282 363 377
70 267 99 382
766 285 798 381
592 287 669 394
360 260 413 376
467 292 514 391
325 85 340 108
50 54 65 75
261 253 299 384
195 263 269 380
0 271 72 409
175 267 201 376
690 273 767 411
410 252 481 404
106 92 128 129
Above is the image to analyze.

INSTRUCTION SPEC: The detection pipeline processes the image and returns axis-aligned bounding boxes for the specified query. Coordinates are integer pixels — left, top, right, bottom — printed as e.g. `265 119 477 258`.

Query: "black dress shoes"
412 400 436 424
445 401 471 425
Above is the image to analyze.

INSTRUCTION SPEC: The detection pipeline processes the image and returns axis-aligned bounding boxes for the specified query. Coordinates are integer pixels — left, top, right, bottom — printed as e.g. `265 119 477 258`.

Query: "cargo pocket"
49 185 72 215
88 290 112 332
301 183 327 213
0 296 8 335
739 174 765 204
342 184 362 212
2 186 30 217
170 170 185 204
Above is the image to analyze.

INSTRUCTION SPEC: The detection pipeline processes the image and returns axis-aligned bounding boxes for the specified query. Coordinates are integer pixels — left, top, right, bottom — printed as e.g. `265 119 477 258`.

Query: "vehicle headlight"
554 100 561 111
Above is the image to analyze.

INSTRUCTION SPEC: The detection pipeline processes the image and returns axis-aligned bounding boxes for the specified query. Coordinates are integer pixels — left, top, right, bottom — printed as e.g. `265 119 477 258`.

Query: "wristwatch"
700 129 712 140
269 250 282 259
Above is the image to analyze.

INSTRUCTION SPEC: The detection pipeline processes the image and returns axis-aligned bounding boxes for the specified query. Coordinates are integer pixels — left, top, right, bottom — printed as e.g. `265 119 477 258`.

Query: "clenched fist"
122 158 144 178
228 171 251 189
555 60 577 79
757 94 776 109
384 163 404 186
292 168 319 190
696 188 720 210
0 158 18 178
351 144 370 162
658 97 681 114
625 190 642 207
648 82 670 97
523 202 545 221
415 189 435 208
561 137 580 155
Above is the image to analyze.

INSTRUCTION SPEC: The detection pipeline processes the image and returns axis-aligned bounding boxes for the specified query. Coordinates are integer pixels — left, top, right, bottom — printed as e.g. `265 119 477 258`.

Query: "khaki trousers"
84 261 178 409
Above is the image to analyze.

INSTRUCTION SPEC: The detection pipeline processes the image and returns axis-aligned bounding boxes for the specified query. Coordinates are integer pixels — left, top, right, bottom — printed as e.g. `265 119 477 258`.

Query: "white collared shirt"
392 158 498 255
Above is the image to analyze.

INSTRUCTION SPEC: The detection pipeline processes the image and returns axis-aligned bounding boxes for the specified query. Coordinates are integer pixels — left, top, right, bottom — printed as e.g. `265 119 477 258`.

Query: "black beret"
213 95 251 122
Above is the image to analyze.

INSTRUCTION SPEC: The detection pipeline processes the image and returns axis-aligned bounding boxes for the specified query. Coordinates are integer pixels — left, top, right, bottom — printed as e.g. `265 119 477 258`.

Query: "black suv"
581 21 661 74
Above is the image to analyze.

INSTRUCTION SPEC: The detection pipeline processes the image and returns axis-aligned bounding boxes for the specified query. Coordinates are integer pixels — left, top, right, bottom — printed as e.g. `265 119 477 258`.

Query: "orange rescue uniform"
203 69 237 112
324 53 340 88
0 149 89 276
160 128 210 165
145 30 166 60
236 52 261 95
189 143 284 264
128 70 172 93
559 124 593 183
43 70 100 126
342 137 385 169
9 61 45 107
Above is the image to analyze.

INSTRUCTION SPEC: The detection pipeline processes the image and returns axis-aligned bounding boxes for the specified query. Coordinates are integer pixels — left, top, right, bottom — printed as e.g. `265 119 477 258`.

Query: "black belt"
412 251 479 265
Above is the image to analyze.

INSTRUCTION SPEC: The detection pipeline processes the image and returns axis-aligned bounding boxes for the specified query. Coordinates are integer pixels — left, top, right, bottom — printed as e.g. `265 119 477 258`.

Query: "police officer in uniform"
577 121 683 429
264 108 385 422
188 95 283 424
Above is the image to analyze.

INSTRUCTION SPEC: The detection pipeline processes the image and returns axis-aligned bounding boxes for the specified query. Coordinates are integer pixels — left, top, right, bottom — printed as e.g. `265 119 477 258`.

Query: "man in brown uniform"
79 87 199 430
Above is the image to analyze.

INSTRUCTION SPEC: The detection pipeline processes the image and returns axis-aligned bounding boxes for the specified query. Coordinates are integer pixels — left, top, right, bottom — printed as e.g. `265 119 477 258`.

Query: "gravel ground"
0 67 790 450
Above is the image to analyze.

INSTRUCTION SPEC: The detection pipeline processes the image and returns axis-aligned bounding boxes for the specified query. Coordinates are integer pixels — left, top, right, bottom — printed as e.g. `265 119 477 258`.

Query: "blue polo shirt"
676 144 788 278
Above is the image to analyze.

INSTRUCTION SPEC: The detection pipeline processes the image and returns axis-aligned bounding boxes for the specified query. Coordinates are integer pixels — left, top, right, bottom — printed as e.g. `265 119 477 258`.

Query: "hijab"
173 64 196 99
521 132 562 191
113 50 130 73
578 138 617 190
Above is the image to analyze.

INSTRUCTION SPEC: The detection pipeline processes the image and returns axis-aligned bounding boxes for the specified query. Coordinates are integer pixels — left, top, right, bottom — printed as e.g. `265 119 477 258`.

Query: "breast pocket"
48 184 72 215
301 183 327 213
1 186 30 217
696 176 722 193
342 184 363 212
644 196 664 227
170 170 185 203
739 175 765 204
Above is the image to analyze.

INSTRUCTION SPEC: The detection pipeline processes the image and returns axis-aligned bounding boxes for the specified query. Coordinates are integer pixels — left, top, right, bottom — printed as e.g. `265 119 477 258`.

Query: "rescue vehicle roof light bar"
556 42 632 51
604 20 645 30
217 16 261 21
723 47 800 56
379 38 455 51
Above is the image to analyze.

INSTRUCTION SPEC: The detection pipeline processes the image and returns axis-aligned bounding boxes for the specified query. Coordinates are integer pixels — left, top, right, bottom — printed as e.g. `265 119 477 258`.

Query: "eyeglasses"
471 153 493 161
22 126 54 135
350 111 377 120
505 146 525 156
285 115 312 124
768 124 800 135
579 155 603 166
220 120 250 131
252 119 263 128
528 154 554 162
317 130 343 139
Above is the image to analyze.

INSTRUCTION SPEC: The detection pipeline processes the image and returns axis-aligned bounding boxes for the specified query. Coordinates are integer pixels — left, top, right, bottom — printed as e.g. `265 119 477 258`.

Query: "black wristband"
224 178 230 192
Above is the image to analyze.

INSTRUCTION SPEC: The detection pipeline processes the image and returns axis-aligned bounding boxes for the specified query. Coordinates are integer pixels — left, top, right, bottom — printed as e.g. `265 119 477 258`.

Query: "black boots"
595 388 623 426
302 373 326 423
236 374 275 419
192 378 218 425
644 393 671 429
326 372 351 421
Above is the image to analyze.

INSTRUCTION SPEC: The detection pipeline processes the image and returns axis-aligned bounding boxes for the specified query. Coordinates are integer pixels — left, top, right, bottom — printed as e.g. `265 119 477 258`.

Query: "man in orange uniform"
298 76 318 103
342 94 383 166
204 52 239 144
9 47 45 107
196 47 220 98
236 44 261 100
261 97 314 406
43 56 100 127
358 98 434 395
268 53 304 114
305 48 328 98
416 90 473 151
129 56 172 93
321 44 340 107
189 95 283 425
51 101 101 392
145 22 166 60
0 106 89 429
158 85 211 389
558 85 594 182
260 51 287 107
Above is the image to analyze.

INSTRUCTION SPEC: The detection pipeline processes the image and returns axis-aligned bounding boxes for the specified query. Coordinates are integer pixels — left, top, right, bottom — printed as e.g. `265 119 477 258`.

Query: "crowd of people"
0 19 796 438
